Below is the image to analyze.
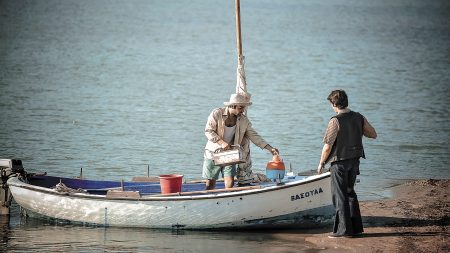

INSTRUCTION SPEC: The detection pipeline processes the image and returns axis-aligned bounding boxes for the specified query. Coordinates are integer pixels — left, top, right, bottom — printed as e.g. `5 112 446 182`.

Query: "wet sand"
269 179 449 253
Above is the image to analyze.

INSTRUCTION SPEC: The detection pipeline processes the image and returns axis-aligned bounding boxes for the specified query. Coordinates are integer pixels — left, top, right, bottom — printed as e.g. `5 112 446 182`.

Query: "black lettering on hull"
290 187 324 201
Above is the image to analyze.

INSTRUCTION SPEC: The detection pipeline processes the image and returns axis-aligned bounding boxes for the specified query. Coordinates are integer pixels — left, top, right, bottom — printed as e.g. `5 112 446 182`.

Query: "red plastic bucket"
159 174 183 194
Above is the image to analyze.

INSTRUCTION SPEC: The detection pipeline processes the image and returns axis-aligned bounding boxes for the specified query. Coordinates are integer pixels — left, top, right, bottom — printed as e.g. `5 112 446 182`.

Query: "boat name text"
291 187 324 201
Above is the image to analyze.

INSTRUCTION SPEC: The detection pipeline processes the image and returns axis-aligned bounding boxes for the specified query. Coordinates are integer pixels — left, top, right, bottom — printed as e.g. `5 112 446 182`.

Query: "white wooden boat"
7 172 333 229
3 2 335 229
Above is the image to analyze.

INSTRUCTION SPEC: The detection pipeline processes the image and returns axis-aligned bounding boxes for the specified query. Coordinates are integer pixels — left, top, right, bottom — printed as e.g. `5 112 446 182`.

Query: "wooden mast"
235 0 243 59
234 0 250 102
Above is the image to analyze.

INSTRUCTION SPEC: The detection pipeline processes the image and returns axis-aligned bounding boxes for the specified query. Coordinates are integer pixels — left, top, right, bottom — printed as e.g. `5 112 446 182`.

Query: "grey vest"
326 111 365 163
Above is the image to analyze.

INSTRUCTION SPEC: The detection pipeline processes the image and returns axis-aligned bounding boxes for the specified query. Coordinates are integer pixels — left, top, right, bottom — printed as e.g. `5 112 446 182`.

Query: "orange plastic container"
266 155 286 180
159 174 183 194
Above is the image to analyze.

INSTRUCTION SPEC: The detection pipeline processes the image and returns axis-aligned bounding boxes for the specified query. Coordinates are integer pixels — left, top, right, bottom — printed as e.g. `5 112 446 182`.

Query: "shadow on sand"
363 215 449 228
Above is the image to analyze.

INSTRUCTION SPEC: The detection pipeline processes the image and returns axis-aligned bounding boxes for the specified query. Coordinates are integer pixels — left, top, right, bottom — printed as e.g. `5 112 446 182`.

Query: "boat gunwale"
7 172 331 201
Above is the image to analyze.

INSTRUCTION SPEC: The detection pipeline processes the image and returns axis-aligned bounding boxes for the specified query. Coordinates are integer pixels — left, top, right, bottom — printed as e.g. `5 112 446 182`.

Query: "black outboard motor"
1 159 24 216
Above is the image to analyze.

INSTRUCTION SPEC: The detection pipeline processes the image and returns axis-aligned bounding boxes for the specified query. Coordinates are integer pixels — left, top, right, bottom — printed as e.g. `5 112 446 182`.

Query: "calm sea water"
1 0 449 252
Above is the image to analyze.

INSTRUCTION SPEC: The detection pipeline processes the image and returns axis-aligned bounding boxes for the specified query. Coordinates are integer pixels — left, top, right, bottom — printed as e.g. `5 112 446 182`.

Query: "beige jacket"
204 107 268 167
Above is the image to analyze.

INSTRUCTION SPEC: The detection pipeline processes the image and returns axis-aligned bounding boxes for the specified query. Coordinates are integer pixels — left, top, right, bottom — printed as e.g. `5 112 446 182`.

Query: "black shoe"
237 183 252 187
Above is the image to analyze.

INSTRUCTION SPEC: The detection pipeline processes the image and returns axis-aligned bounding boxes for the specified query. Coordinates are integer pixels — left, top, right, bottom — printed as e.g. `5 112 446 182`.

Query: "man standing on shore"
317 90 377 238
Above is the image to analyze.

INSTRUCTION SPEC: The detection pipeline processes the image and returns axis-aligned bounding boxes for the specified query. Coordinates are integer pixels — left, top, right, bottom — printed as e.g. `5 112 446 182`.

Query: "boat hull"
8 173 333 229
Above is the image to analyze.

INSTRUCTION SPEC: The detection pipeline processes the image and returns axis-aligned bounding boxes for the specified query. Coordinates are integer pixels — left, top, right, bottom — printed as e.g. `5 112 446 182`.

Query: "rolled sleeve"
323 118 339 145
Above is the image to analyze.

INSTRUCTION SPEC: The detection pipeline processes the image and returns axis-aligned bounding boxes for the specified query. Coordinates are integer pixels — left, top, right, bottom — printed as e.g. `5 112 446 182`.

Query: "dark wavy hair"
327 90 348 109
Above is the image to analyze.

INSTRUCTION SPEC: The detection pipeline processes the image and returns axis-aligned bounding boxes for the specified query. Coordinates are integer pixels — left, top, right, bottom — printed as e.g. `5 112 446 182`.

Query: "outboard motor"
0 159 24 215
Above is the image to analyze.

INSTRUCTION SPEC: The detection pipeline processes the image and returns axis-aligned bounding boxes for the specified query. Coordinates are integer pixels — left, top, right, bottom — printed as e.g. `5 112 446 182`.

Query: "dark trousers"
330 158 364 236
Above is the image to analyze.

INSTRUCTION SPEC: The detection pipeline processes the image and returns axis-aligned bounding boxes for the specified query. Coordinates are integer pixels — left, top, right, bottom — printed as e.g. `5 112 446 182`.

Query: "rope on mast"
235 0 251 101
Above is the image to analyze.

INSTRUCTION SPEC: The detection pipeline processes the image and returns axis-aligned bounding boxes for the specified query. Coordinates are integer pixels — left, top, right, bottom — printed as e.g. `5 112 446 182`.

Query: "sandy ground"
270 179 449 253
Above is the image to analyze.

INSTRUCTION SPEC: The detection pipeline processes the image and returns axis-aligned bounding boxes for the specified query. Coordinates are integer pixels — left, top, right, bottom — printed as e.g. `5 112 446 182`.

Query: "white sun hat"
224 93 252 106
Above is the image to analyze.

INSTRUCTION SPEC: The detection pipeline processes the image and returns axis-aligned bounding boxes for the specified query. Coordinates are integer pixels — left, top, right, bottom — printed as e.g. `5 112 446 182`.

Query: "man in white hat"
203 93 279 190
